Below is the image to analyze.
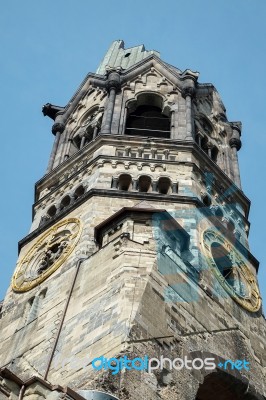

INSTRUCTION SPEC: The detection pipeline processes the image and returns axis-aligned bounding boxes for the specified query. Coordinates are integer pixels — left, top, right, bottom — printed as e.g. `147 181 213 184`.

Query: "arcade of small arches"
38 175 177 227
111 174 178 195
72 105 103 151
39 184 86 225
195 134 219 163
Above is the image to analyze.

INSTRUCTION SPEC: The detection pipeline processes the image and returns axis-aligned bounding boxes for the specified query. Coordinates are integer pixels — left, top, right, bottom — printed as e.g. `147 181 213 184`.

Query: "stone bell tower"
0 40 265 400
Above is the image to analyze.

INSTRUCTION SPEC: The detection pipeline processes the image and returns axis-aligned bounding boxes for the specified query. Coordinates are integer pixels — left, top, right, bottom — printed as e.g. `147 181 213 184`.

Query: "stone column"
112 177 118 189
46 121 65 173
172 182 178 193
170 104 178 139
182 87 195 140
93 126 98 139
207 143 213 159
80 135 86 149
101 70 121 134
152 181 158 192
132 179 138 191
180 70 198 140
229 124 242 189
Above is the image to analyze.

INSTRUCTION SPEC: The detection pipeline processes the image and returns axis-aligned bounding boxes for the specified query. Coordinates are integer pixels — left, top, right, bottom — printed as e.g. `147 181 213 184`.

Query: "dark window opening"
73 108 102 151
201 117 213 135
73 136 82 150
196 370 246 400
60 195 71 210
215 207 223 218
124 52 131 57
158 177 171 195
201 136 208 155
126 105 171 138
47 205 57 218
202 194 212 207
74 185 85 200
50 243 60 254
118 174 132 191
197 135 219 163
211 242 233 280
211 147 219 163
73 130 95 151
138 175 152 192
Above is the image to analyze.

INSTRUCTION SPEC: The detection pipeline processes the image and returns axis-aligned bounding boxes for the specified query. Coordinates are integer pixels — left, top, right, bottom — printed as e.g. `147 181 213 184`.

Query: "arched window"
202 194 212 207
47 205 57 218
138 175 152 192
196 370 248 399
125 94 170 139
158 177 172 194
201 136 208 155
201 117 213 136
211 146 219 163
118 174 132 191
74 185 85 200
73 107 103 150
60 195 71 210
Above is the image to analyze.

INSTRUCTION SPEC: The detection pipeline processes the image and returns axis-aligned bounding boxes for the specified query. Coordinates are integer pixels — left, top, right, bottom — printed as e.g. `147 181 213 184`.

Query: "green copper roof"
96 40 160 75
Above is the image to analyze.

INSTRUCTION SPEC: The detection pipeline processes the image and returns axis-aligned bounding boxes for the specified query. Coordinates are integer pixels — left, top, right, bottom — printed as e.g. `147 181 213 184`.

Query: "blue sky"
0 0 265 307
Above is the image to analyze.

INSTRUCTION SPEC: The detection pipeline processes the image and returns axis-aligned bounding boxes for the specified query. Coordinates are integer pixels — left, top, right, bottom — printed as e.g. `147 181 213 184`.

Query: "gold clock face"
202 229 261 312
12 218 82 292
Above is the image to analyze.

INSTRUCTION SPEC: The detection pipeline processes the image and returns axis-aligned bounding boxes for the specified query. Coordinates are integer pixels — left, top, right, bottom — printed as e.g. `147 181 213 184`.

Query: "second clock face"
12 218 82 292
202 229 261 312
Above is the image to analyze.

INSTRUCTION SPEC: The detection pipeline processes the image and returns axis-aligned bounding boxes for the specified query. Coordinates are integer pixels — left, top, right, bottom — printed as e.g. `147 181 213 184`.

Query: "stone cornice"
24 190 202 251
20 189 259 271
34 135 251 216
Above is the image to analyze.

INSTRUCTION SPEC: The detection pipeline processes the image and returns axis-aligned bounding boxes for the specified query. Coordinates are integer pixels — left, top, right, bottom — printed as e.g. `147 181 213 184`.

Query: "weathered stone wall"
1 191 265 398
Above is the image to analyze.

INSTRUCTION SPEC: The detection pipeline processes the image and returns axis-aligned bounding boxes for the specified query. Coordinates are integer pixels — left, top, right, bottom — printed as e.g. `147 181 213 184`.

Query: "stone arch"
187 351 262 400
138 175 152 192
78 105 100 127
71 105 103 151
73 185 85 200
196 113 214 136
47 205 57 218
202 193 212 207
118 174 132 191
125 92 171 139
157 176 172 194
196 370 248 399
154 164 165 172
59 195 71 211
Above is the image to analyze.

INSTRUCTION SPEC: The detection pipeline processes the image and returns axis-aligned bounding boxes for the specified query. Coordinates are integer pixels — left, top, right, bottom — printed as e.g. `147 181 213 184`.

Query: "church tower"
0 40 265 400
